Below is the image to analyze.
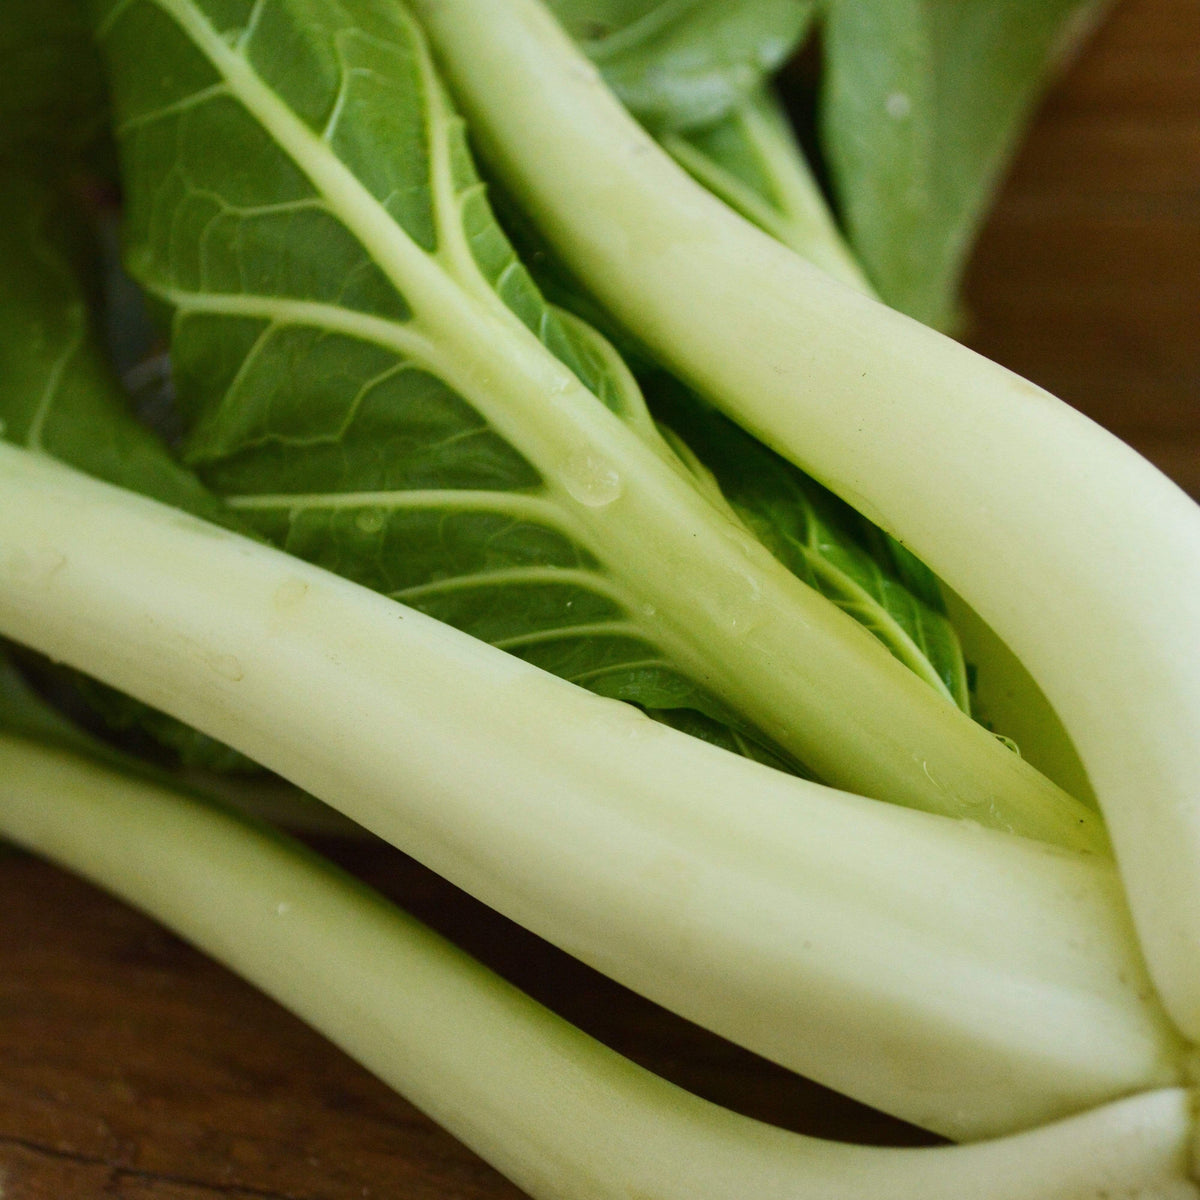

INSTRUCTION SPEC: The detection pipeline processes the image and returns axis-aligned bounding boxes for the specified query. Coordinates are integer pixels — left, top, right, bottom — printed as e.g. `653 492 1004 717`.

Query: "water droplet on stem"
561 449 623 508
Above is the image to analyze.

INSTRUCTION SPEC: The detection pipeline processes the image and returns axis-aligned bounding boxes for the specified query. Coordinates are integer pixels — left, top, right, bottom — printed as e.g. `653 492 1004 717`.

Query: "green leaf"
0 0 111 166
93 0 790 760
820 0 1103 328
546 0 815 132
648 375 971 711
0 174 227 523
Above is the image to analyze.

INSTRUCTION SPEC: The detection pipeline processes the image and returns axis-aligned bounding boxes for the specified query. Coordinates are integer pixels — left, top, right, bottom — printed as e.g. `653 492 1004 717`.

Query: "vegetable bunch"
1 0 1197 1196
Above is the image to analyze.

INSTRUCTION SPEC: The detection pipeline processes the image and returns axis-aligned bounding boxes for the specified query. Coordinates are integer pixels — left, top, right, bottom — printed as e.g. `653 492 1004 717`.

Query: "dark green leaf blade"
0 173 228 524
820 0 1104 328
0 0 110 166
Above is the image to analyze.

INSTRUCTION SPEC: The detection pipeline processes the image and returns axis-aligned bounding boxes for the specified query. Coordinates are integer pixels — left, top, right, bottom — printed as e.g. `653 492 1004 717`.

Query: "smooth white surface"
0 444 1184 1137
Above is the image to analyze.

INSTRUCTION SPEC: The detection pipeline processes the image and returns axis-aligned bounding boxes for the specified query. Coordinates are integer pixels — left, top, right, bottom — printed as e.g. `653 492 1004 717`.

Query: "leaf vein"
114 82 231 136
568 658 673 686
150 285 437 365
390 566 629 606
492 621 641 652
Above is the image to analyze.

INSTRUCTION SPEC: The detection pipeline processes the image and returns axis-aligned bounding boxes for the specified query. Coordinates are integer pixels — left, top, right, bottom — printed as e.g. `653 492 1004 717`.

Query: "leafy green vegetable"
0 727 1193 1198
7 2 1200 1194
95 0 781 757
83 0 1106 845
410 0 1200 1049
819 0 1105 328
485 3 974 718
520 17 961 706
0 440 1182 1145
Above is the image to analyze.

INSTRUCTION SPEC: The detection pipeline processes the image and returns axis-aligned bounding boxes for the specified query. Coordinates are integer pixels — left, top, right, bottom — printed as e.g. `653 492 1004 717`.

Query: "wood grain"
2 1 1197 1197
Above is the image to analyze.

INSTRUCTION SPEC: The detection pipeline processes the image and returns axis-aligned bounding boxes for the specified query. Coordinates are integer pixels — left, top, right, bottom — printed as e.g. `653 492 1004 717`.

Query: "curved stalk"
0 733 1196 1200
0 445 1183 1138
405 0 1200 1041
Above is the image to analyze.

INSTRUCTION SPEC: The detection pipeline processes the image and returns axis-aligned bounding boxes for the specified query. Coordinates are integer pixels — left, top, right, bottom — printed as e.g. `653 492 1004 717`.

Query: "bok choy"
77 0 1103 846
1 0 1198 1196
2 731 1195 1199
409 0 1200 1044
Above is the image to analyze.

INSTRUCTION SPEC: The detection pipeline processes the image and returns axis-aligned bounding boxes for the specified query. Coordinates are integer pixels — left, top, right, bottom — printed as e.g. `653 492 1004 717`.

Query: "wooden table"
2 1 1197 1196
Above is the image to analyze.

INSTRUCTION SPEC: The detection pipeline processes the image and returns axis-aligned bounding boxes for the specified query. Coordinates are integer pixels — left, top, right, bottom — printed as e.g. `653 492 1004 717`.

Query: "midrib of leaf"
102 0 787 756
492 620 639 651
117 0 746 708
391 565 633 607
104 0 991 785
159 287 438 361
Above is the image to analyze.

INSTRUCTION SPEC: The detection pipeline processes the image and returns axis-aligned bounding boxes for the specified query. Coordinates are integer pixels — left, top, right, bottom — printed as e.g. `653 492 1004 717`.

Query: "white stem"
405 0 1200 1042
0 445 1184 1138
0 734 1195 1200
